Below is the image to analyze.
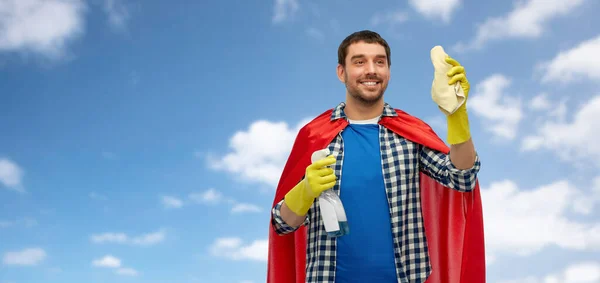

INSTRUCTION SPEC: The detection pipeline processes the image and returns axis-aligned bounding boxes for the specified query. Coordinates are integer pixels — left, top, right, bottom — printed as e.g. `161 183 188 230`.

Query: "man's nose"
366 61 377 74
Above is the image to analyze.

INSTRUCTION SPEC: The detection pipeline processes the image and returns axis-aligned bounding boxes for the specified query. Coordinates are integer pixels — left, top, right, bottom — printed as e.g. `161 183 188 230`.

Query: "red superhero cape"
267 108 486 283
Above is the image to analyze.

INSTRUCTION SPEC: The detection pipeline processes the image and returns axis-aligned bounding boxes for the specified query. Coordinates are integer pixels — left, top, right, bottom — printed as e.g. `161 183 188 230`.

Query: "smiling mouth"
360 81 380 86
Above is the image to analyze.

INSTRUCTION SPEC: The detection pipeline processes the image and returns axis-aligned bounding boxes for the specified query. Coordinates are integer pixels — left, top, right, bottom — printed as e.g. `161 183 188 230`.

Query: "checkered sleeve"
271 199 310 235
419 146 481 192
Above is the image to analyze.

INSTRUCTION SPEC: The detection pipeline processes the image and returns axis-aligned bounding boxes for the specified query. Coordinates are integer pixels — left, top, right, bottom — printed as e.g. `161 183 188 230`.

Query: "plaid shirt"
272 102 481 283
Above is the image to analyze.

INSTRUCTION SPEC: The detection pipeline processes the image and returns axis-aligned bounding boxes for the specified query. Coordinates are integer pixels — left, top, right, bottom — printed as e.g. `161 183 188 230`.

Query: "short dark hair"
337 30 391 67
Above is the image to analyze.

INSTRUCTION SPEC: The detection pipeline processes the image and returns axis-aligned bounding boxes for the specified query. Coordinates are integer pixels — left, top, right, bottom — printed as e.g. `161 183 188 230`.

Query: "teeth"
362 82 377 86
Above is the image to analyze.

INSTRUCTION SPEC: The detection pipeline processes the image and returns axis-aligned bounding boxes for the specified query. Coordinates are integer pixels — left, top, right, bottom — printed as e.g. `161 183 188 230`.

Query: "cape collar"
330 101 398 121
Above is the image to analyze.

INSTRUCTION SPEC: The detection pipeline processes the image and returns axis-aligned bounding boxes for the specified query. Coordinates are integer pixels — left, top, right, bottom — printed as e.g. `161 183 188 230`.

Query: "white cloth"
430 45 465 116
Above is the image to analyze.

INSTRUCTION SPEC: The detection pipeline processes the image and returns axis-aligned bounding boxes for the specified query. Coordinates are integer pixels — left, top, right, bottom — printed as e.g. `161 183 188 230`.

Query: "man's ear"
336 64 345 83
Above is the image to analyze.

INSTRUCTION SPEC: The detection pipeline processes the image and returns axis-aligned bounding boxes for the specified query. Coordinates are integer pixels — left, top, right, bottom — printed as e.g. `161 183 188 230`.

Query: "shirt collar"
330 101 398 121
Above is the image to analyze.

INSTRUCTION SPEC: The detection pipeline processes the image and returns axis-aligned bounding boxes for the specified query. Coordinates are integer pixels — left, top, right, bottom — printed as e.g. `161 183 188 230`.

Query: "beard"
345 73 387 105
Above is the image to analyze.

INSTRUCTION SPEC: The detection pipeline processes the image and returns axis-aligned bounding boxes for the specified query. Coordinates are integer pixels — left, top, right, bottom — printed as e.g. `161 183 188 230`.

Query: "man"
268 30 485 283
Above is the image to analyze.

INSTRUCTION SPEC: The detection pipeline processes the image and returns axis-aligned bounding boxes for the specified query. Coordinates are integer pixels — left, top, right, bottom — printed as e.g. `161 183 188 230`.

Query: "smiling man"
268 30 486 283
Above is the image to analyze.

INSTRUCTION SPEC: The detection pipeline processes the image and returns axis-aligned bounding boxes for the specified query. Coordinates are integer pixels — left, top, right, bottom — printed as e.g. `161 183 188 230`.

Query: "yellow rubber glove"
284 155 337 216
445 56 471 145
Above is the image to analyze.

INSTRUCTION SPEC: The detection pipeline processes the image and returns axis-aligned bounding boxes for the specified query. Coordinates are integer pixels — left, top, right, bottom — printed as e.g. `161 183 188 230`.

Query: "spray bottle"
311 148 350 238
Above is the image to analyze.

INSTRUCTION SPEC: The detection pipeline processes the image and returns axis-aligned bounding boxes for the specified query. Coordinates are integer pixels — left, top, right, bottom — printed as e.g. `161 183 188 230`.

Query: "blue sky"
1 0 600 282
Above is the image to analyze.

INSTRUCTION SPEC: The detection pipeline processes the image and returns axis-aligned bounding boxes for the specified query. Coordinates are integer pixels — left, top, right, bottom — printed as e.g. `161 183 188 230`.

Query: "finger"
319 173 337 184
318 181 337 193
446 66 465 77
315 167 334 177
311 155 337 169
448 73 467 85
445 56 461 67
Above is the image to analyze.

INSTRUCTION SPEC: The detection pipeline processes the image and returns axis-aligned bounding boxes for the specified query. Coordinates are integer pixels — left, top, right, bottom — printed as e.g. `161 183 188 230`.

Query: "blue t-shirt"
335 122 398 282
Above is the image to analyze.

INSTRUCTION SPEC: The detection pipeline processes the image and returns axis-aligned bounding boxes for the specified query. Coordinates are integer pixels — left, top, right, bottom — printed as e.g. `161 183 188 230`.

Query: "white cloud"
161 196 183 209
130 230 165 246
92 255 121 268
0 158 24 192
467 74 523 140
92 255 139 276
408 0 461 23
499 261 600 283
103 0 128 31
90 232 128 244
2 248 46 266
527 93 568 126
558 262 600 283
521 95 600 165
167 189 261 214
0 217 34 229
538 34 600 84
482 179 600 261
116 267 138 276
453 0 586 52
497 277 541 283
189 188 222 204
0 0 86 58
208 118 312 188
209 237 268 262
528 93 551 111
272 0 298 24
571 176 600 215
231 203 261 214
90 230 165 246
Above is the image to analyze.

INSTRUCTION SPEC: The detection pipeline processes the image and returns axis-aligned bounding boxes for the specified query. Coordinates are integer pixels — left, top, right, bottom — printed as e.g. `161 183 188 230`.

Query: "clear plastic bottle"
311 148 349 238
